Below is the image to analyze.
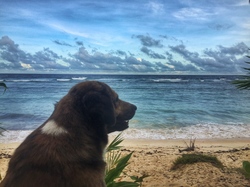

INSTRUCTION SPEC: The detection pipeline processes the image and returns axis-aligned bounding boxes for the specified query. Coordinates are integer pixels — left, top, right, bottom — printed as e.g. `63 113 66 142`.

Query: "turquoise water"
0 74 250 141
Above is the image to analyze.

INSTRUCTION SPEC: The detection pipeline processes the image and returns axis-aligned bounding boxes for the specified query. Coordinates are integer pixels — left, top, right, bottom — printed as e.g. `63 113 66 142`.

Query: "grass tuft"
171 153 223 170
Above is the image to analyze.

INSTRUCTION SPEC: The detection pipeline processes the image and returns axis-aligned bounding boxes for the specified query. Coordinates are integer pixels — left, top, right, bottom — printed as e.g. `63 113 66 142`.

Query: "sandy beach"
1 137 250 186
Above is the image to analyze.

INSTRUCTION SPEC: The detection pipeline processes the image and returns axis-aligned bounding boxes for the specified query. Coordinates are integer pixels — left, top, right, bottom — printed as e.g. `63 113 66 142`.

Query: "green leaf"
105 152 133 185
233 79 250 90
105 133 141 186
0 82 7 94
106 151 122 172
243 161 250 173
233 54 250 90
106 133 124 152
105 133 124 173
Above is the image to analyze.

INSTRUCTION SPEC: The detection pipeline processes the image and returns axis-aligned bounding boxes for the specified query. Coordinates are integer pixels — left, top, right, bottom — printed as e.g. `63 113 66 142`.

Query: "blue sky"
0 0 249 74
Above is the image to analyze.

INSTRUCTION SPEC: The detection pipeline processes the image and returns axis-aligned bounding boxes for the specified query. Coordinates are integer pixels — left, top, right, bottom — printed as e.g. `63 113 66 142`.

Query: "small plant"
105 133 147 187
242 161 250 179
243 161 250 173
179 138 196 153
171 153 223 170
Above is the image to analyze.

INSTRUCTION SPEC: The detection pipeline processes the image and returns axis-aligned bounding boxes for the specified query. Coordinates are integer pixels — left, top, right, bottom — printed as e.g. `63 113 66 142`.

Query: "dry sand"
1 138 250 186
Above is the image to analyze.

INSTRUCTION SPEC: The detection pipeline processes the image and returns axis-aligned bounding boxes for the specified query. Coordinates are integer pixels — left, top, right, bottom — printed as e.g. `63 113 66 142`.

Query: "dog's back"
1 124 106 187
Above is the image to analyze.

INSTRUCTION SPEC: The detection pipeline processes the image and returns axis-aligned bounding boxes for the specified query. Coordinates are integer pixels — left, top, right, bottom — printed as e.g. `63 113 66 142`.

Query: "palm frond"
106 133 124 152
105 133 124 174
105 133 141 187
105 152 135 187
233 78 250 89
233 54 250 89
106 150 122 172
0 82 7 94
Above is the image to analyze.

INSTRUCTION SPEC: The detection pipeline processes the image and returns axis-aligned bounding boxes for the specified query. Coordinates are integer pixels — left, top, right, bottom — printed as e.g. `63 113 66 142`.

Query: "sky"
0 0 250 74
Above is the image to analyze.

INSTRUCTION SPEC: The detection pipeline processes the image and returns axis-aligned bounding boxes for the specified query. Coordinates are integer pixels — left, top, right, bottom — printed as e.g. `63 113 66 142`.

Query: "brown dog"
0 81 137 187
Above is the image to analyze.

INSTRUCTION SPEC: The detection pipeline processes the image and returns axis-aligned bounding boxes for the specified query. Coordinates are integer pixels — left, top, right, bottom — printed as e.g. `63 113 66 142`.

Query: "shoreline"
1 137 250 155
113 136 250 151
1 136 250 148
1 137 250 186
1 125 250 143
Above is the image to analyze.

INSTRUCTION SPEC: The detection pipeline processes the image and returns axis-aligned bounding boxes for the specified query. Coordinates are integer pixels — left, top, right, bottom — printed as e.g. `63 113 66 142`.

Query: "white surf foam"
0 130 33 143
111 123 250 140
71 77 87 81
56 79 71 82
1 123 250 143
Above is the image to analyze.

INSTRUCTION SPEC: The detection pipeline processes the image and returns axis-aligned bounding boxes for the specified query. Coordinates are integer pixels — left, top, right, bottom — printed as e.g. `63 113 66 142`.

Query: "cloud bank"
0 35 249 74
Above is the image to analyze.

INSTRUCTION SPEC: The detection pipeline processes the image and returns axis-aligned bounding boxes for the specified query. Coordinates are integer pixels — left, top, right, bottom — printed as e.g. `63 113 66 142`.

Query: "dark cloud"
76 41 84 46
141 46 166 59
53 40 73 47
0 36 68 72
32 48 67 70
217 42 249 55
169 42 249 73
0 36 20 52
159 35 183 44
0 36 26 70
135 35 163 48
208 23 232 31
165 51 198 71
116 50 127 57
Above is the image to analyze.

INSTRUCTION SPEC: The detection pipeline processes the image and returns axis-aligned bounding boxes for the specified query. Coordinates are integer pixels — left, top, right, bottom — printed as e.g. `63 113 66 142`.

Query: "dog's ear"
82 91 116 126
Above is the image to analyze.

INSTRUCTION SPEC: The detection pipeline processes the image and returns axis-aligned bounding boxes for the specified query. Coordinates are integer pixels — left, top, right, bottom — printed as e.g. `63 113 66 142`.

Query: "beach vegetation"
241 161 250 179
171 153 223 170
235 161 250 180
233 53 250 89
105 133 146 187
179 138 196 153
0 82 8 94
243 161 250 174
232 53 250 179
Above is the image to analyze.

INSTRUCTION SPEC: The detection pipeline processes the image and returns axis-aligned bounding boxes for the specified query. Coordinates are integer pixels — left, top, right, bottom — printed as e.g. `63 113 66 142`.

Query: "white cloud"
240 21 250 30
146 1 165 15
233 0 249 6
20 62 32 69
46 22 89 38
173 8 213 21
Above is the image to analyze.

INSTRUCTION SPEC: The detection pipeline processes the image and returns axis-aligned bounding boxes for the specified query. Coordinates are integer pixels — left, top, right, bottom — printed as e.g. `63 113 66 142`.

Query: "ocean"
0 74 250 142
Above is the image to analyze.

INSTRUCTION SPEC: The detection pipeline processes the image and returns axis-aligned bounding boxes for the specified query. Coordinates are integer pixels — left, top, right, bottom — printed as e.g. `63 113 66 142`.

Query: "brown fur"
0 81 137 187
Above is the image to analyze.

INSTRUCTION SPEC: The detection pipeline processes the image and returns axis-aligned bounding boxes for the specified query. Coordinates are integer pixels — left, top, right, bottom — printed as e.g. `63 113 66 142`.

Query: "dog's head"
68 81 137 133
